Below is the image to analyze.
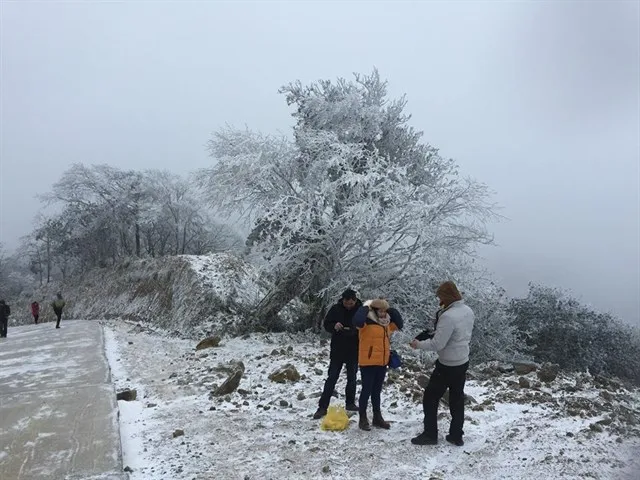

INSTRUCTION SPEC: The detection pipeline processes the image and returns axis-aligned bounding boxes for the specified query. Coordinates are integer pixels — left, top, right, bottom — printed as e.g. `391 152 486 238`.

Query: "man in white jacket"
409 281 475 446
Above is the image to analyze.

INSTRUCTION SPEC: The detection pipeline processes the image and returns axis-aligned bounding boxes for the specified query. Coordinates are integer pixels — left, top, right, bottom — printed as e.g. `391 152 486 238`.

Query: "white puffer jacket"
417 300 475 366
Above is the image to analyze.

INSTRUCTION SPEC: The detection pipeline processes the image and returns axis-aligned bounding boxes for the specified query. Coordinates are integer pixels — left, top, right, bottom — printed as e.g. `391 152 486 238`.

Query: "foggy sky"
1 1 638 325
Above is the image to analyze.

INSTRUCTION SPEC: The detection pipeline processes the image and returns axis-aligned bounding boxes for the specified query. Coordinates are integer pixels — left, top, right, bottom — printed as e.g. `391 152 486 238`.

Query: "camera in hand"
415 330 435 341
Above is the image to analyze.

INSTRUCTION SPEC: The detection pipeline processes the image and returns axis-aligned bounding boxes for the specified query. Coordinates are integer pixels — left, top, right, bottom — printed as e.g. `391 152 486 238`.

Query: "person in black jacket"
313 289 363 419
0 300 10 338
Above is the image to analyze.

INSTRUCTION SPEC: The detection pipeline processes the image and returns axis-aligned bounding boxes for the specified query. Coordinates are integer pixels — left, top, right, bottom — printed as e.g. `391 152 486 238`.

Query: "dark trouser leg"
344 354 358 406
423 362 448 439
359 367 375 415
0 318 7 337
55 310 62 328
34 315 39 324
371 366 387 413
318 357 344 409
448 362 469 439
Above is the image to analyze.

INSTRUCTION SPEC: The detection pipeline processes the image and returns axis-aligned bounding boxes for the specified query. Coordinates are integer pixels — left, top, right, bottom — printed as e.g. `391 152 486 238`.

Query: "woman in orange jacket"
353 298 403 430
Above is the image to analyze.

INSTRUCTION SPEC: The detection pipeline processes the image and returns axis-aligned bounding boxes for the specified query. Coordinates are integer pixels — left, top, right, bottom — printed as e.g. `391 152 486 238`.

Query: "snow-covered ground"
103 320 640 480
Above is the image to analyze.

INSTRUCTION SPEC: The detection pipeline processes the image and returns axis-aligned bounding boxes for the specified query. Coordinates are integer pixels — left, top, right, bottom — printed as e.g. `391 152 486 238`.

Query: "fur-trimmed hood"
362 298 391 325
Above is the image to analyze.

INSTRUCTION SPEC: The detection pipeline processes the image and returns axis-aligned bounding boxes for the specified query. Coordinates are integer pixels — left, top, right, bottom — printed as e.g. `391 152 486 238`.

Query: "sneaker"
312 408 327 420
345 403 358 412
411 433 438 445
446 434 464 446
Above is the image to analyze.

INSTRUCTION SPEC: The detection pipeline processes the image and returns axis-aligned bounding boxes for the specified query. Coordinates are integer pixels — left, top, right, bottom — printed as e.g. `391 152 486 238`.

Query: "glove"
415 330 434 341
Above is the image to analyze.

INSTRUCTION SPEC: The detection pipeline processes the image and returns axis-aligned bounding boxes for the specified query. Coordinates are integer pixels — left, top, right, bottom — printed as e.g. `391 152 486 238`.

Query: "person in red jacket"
31 301 40 324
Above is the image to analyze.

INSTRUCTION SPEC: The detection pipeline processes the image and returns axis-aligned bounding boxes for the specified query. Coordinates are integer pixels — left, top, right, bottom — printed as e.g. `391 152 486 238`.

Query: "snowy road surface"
0 321 127 479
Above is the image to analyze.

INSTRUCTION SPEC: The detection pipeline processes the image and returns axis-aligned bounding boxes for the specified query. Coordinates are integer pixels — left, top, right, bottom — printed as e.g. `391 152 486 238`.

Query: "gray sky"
1 1 638 325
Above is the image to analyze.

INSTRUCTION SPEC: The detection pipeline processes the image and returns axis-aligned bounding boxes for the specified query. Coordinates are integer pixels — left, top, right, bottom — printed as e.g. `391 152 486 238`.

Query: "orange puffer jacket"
353 306 403 367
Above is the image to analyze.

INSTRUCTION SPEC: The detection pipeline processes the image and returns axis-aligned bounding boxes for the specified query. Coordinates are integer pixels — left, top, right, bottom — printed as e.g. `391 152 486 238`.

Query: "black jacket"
324 299 363 356
0 302 10 321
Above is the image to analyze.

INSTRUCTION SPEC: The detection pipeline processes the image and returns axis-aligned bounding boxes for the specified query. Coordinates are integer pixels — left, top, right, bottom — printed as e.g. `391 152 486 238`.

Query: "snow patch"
103 319 640 479
183 253 265 307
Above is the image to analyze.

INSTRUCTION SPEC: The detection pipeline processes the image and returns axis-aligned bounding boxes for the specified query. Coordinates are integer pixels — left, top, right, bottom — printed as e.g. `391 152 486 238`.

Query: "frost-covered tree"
33 164 242 275
140 170 242 256
41 163 144 266
0 243 34 297
200 70 496 326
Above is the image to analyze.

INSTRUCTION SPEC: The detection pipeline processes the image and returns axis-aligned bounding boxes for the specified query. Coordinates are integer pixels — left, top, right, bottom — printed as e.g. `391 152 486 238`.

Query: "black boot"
372 411 391 429
411 432 438 445
345 403 358 412
359 413 371 431
446 434 464 446
312 407 327 420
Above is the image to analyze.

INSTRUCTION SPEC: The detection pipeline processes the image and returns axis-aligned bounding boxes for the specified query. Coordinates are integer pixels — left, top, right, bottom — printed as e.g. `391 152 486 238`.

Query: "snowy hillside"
8 253 267 337
104 320 640 480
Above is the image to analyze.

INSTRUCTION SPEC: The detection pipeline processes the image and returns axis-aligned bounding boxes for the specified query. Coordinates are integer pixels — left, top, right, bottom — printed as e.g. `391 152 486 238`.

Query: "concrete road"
0 320 127 479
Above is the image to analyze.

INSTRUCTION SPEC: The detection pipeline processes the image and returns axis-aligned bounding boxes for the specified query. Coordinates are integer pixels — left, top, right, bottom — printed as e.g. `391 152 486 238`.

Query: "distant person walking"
51 293 66 329
0 300 11 338
31 301 40 324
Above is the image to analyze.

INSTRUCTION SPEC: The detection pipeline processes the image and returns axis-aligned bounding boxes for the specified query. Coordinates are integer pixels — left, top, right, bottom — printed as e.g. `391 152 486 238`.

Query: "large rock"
599 390 613 402
196 336 221 350
116 388 137 401
537 362 560 383
417 375 429 389
212 361 245 396
513 361 538 375
477 365 502 380
128 324 149 334
268 364 301 383
497 364 515 374
593 374 622 392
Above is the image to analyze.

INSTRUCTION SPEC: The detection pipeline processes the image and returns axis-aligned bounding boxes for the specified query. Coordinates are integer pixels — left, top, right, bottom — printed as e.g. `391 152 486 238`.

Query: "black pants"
319 353 358 409
33 314 39 324
0 318 7 337
359 366 387 415
54 309 62 328
423 360 469 440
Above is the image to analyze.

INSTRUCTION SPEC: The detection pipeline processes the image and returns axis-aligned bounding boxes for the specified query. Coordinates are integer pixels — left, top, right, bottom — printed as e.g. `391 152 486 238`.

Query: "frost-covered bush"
464 281 525 363
509 283 640 384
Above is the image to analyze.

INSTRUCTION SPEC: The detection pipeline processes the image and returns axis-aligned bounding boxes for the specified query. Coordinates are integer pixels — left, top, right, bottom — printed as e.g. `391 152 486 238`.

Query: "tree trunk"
253 243 335 329
181 226 188 255
46 236 51 284
253 267 308 328
135 223 141 257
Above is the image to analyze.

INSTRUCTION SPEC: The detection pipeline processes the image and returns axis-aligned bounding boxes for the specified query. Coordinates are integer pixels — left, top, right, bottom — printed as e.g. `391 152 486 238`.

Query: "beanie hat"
436 281 462 307
341 289 358 300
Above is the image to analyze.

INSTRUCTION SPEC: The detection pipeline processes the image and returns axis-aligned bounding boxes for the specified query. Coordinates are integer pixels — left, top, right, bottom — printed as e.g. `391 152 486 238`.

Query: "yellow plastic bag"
320 405 350 431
